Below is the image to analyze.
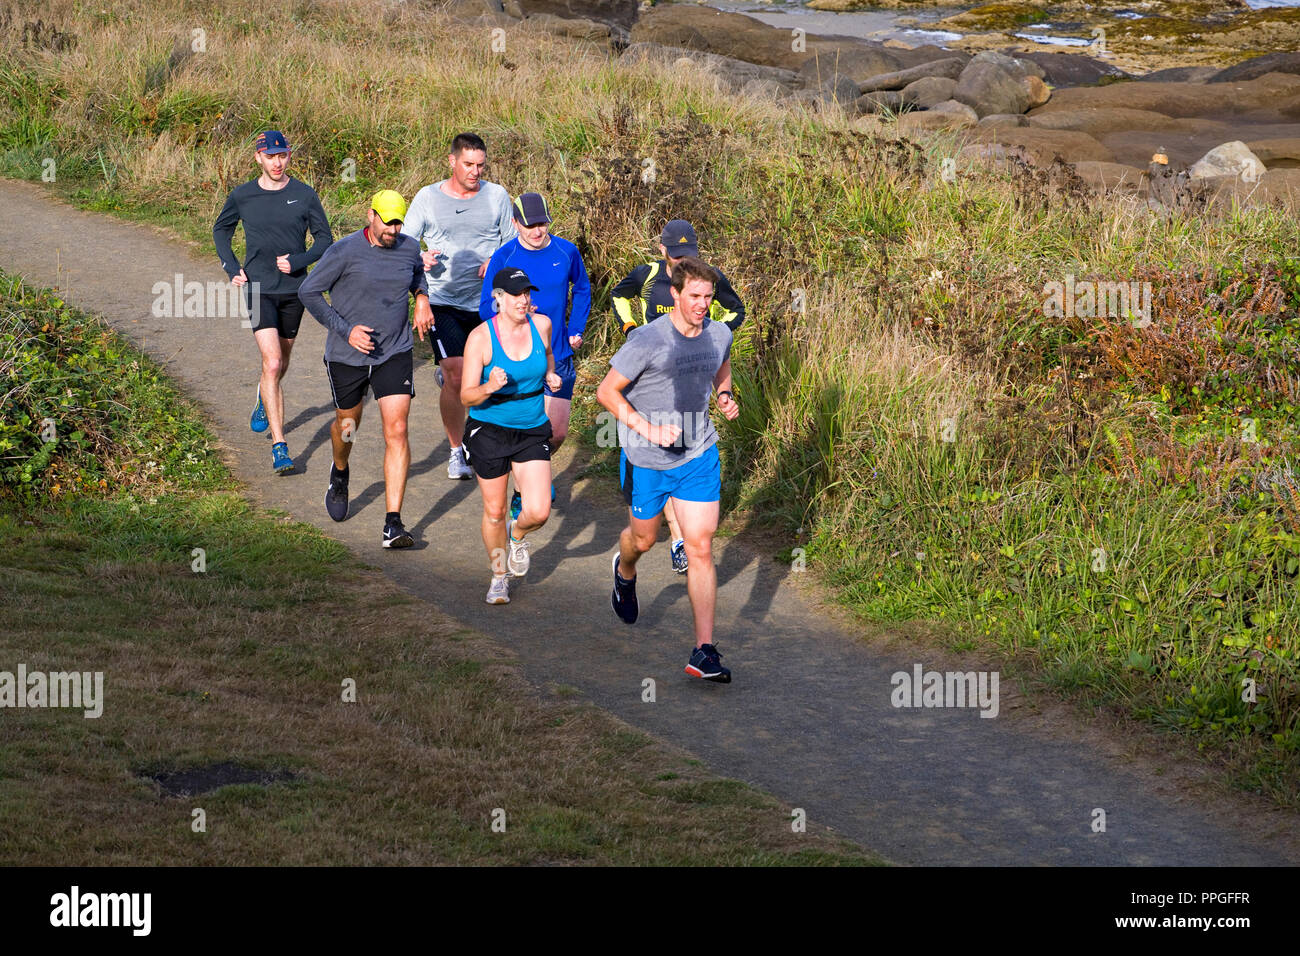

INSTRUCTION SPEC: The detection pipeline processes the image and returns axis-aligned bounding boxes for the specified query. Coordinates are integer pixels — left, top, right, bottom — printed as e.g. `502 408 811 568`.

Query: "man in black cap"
609 219 745 574
213 129 333 475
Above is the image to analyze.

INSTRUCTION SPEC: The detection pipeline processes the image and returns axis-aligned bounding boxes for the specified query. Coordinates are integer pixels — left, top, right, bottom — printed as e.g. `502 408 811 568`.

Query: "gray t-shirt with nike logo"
401 180 515 310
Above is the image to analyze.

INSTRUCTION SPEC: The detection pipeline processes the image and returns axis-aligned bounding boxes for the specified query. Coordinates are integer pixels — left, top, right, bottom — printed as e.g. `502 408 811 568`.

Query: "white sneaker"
448 446 473 480
485 574 510 604
507 522 530 577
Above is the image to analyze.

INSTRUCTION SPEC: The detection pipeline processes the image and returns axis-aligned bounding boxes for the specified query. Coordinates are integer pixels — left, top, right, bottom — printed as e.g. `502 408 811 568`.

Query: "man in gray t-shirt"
401 132 516 479
596 257 741 684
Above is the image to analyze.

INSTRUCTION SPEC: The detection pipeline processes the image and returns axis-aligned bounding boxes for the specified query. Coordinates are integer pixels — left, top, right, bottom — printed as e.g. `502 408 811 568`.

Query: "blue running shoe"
686 643 731 683
671 538 688 574
509 490 522 521
611 552 638 624
250 385 269 433
271 441 294 475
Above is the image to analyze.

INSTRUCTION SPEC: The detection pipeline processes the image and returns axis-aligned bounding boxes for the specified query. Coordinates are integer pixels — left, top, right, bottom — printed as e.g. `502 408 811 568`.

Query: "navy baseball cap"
661 219 699 258
513 192 552 226
255 130 290 155
493 267 539 295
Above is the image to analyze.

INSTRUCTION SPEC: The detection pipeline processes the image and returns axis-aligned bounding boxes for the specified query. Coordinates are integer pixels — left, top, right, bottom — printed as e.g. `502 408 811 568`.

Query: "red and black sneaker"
686 643 731 683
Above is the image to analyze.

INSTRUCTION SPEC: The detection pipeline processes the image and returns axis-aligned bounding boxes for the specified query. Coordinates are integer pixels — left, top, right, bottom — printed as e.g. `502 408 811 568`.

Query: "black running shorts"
325 350 415 410
462 418 552 480
430 306 482 363
246 289 306 338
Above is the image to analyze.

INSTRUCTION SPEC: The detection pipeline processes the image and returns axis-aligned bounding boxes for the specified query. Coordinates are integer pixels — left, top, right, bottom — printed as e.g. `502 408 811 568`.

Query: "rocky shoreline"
444 0 1300 210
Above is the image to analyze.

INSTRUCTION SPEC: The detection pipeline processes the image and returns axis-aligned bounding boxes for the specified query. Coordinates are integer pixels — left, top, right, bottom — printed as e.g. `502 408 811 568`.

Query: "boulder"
970 50 1044 81
1189 141 1266 181
976 127 1115 166
516 0 638 29
958 142 1022 166
859 57 966 93
1013 51 1130 88
621 43 800 93
742 78 788 101
889 45 971 71
1071 161 1145 192
1209 52 1300 84
856 90 907 114
902 76 957 109
1243 138 1300 168
1027 107 1183 136
1032 73 1300 119
798 59 862 106
978 113 1028 129
953 57 1030 118
896 99 978 134
1257 168 1300 209
1138 66 1218 84
629 6 904 75
521 13 615 42
1023 75 1051 109
803 47 906 86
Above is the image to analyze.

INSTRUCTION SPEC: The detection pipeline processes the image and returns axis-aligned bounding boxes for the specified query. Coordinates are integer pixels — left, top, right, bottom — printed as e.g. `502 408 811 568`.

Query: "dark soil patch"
142 762 298 797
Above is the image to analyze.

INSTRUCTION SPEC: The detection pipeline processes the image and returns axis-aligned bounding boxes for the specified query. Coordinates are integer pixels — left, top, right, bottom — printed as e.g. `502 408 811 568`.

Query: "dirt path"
7 177 1298 865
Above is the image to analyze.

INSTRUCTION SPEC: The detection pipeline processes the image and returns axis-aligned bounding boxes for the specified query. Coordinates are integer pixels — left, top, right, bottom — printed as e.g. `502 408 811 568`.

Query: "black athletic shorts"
462 418 552 480
325 351 415 410
431 306 482 363
246 289 305 338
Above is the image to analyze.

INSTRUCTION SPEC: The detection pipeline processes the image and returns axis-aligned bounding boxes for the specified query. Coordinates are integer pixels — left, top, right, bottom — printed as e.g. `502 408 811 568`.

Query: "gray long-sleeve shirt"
212 177 333 295
297 228 428 367
400 180 515 310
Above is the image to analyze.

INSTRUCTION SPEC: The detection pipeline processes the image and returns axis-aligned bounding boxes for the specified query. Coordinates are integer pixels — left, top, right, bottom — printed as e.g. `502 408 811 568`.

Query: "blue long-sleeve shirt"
478 235 591 365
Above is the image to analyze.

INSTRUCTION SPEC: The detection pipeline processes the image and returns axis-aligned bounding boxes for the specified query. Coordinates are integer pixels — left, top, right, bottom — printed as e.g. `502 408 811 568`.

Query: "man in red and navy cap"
213 129 333 475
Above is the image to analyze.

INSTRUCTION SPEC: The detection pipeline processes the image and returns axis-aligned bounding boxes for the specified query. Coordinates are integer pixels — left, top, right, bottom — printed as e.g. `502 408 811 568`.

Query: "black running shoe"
382 518 414 549
325 464 349 522
611 552 638 624
686 643 731 683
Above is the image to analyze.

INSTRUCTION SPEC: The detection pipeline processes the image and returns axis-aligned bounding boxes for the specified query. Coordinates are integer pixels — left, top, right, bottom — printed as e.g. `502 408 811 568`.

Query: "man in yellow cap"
299 190 434 548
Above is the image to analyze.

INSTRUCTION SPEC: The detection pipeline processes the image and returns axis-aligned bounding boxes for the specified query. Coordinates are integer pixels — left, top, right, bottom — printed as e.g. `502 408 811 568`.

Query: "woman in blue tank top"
461 268 562 605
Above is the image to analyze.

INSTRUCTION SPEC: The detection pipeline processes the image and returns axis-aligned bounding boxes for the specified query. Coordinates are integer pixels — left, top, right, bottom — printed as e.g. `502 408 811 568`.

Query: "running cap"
493 267 539 295
370 190 408 224
513 192 552 226
255 130 290 155
660 219 699 258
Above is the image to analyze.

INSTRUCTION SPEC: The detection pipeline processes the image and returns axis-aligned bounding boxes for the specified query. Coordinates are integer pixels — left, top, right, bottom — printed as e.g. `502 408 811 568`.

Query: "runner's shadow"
523 469 639 586
407 440 478 540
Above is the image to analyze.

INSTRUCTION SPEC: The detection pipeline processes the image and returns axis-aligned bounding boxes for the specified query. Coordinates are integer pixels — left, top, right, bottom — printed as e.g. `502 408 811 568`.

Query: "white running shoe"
448 446 473 480
485 574 510 604
507 522 530 577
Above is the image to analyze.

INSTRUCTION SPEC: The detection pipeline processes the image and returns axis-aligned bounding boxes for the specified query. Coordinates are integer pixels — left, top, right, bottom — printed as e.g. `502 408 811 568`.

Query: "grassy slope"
0 273 878 864
2 0 1298 803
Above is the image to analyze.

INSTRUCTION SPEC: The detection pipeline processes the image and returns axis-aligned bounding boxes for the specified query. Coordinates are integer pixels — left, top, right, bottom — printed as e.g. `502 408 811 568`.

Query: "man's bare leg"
670 497 721 648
